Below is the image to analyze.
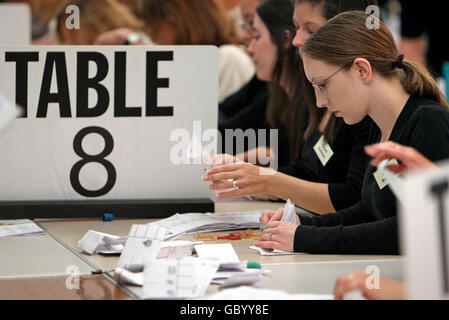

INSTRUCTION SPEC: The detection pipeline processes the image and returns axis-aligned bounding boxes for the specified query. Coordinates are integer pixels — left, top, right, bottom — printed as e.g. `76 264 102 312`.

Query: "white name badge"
373 159 399 190
313 135 334 166
0 46 218 201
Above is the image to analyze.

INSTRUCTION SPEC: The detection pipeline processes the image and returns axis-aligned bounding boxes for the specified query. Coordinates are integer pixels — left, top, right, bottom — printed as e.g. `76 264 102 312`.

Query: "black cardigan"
279 116 372 211
294 96 449 254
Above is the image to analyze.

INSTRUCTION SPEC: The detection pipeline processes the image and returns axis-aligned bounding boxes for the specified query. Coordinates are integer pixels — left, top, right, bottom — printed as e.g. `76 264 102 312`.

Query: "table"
1 201 405 299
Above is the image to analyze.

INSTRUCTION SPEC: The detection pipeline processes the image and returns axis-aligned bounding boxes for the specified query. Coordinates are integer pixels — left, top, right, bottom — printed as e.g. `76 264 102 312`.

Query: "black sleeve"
298 202 375 228
293 216 398 254
294 202 399 254
327 118 371 210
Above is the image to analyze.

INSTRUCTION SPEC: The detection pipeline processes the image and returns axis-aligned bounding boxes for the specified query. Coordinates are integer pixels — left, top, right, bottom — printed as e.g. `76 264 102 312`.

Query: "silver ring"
232 179 239 189
269 233 273 240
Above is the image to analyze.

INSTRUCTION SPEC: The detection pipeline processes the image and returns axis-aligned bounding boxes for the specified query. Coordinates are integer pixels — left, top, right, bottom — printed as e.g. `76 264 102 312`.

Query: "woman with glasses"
207 0 377 214
255 11 449 254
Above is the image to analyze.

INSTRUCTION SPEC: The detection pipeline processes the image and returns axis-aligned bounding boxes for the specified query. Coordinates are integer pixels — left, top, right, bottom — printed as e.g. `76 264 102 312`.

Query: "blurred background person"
55 0 143 45
140 0 255 103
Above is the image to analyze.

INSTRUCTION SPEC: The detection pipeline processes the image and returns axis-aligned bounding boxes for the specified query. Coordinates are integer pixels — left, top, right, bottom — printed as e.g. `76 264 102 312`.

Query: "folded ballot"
77 230 126 255
150 210 268 240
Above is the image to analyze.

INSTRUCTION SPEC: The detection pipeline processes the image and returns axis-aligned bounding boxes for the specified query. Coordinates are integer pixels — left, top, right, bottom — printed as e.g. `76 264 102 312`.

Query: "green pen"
245 261 262 269
261 225 267 232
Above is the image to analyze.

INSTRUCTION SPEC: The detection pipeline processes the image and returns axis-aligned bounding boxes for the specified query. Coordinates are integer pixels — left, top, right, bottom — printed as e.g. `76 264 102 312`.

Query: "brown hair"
258 0 314 161
56 0 143 44
141 0 239 46
301 11 449 109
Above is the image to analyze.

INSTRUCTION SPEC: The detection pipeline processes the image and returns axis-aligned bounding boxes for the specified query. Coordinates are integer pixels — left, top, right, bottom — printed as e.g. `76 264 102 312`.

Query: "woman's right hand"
259 207 284 229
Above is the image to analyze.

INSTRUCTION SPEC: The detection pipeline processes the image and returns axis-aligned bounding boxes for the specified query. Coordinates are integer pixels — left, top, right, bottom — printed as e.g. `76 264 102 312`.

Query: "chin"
256 71 270 82
343 116 364 125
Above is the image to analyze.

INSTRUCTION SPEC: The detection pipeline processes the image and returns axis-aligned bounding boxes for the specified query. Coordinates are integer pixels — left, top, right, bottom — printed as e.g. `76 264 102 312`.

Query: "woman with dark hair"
206 0 377 214
255 11 449 254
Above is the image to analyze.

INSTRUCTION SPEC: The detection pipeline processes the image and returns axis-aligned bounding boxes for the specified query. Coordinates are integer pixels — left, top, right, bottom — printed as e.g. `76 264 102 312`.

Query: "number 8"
70 126 116 197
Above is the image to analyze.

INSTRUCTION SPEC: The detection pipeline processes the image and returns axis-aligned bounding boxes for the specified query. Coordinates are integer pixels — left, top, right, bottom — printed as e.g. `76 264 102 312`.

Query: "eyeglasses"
311 61 353 93
241 20 255 32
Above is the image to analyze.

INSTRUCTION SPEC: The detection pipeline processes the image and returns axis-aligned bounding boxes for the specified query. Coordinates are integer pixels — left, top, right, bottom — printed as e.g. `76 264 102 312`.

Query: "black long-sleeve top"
294 96 449 254
219 76 296 167
279 116 372 211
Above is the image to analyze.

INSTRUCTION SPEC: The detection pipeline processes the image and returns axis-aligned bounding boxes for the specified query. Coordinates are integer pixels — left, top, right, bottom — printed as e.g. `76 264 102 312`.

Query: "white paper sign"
401 160 449 300
0 46 218 202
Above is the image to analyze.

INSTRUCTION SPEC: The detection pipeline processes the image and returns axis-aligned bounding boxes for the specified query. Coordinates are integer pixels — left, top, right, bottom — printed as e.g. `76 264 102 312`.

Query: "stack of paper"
77 230 126 255
0 219 45 237
206 286 333 300
194 243 266 288
150 210 266 240
143 257 220 299
117 224 168 272
194 243 242 271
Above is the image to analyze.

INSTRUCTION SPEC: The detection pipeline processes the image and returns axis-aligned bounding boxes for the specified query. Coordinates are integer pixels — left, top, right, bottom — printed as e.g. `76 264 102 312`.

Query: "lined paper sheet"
0 219 45 237
117 225 168 272
143 257 220 299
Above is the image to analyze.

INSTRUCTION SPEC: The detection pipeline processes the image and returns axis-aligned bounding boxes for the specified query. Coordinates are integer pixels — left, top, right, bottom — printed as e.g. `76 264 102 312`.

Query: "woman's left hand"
254 221 298 252
203 159 275 200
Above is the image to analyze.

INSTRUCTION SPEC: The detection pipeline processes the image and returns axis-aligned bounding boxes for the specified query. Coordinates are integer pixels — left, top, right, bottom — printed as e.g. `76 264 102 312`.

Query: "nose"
315 91 329 109
292 29 308 48
247 38 256 56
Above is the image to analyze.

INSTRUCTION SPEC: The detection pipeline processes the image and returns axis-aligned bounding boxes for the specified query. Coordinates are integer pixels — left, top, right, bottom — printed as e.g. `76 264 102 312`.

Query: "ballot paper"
157 240 196 259
0 219 45 237
378 159 404 203
250 245 304 256
150 210 266 240
194 243 242 271
281 199 297 224
117 224 168 272
0 94 22 134
206 286 333 300
143 257 220 299
77 230 126 255
187 134 214 170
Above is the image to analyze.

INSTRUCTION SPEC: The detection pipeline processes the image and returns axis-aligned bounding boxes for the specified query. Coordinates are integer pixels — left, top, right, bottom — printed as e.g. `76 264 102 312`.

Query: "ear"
284 29 293 50
353 58 372 84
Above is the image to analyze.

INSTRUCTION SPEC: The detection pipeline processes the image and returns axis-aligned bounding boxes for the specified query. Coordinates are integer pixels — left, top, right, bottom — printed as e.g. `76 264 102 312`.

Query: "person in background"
56 0 143 45
218 0 268 141
221 0 244 41
255 11 449 254
141 0 255 103
399 0 449 79
207 0 377 214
